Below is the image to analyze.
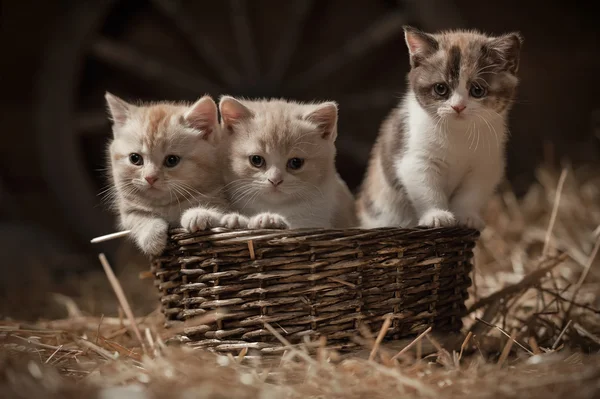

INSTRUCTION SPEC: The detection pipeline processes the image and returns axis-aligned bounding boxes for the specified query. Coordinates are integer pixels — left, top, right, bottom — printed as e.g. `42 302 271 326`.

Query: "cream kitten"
218 96 357 229
105 92 229 255
357 27 522 230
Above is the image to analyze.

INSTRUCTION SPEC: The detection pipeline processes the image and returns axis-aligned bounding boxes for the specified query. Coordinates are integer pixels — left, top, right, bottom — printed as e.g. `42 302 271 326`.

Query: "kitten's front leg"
181 207 224 232
121 210 169 256
450 171 498 231
398 157 456 227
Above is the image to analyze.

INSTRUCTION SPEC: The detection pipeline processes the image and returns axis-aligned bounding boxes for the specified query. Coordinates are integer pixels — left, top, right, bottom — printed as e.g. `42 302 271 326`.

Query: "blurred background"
1 0 599 318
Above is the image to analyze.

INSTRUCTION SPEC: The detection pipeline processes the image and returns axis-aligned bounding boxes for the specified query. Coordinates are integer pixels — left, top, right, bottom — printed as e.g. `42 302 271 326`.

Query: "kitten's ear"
219 96 253 132
487 33 523 74
105 92 134 127
304 102 338 141
403 26 438 67
184 95 218 140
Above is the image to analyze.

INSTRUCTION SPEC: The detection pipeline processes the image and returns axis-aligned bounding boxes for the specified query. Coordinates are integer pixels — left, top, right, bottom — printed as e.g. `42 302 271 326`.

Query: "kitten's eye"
433 83 449 96
249 155 265 168
287 158 304 170
164 155 180 168
129 153 143 166
469 83 487 98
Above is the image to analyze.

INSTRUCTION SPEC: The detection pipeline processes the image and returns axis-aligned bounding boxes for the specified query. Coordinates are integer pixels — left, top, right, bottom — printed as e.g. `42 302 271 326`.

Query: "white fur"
364 87 507 229
401 88 506 229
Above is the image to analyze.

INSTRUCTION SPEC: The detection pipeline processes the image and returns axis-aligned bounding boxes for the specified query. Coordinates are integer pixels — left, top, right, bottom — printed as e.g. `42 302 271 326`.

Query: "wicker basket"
152 226 479 353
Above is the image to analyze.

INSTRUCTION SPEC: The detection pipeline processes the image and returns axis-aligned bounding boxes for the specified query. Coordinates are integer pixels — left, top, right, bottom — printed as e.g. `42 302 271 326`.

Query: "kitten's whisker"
99 182 132 196
233 190 255 206
170 180 209 199
168 184 174 208
167 186 182 217
476 113 500 151
99 182 136 205
98 186 115 196
299 191 320 209
292 130 319 145
240 189 261 211
432 116 442 132
443 117 449 138
474 63 501 75
472 77 490 87
432 114 447 135
293 141 318 147
231 184 259 208
171 182 202 204
293 190 310 206
480 108 505 127
299 181 325 200
175 189 183 217
171 184 196 206
222 178 257 191
229 183 256 200
122 186 139 201
466 122 475 151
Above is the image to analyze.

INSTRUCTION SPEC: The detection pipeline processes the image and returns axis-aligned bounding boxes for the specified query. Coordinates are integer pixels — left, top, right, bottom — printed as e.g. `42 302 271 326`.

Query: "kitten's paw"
418 209 456 228
181 207 224 232
248 213 289 229
455 212 485 230
220 213 250 229
135 219 169 255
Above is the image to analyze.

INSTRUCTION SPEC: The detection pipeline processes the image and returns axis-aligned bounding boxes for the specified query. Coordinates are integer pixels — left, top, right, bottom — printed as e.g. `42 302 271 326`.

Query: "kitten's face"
219 98 338 207
404 27 522 122
105 94 220 204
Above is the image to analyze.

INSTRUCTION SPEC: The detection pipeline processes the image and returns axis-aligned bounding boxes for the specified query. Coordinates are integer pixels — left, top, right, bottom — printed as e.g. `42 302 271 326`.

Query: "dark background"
1 0 599 315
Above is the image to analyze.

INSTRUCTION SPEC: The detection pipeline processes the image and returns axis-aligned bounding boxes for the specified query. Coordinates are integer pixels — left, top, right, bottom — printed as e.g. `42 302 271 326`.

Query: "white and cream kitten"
105 93 229 255
357 26 522 230
218 96 357 229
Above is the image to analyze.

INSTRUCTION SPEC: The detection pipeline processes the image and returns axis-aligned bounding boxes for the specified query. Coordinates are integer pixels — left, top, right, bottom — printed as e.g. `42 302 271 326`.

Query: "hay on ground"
1 164 599 399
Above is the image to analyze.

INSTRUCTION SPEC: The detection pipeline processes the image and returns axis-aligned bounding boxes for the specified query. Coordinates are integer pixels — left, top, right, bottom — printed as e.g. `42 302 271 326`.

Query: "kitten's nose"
268 178 283 187
452 104 466 113
145 176 158 185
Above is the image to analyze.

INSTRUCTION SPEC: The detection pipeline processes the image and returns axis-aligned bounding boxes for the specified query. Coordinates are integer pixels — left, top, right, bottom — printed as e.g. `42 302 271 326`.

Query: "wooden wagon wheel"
35 0 463 244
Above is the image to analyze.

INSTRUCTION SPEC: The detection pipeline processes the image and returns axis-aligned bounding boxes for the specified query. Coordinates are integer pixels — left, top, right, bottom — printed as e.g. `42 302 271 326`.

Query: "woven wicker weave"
152 226 479 353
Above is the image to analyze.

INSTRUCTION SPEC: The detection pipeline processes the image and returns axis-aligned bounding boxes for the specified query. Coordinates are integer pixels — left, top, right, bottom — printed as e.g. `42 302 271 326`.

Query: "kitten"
105 92 229 255
357 27 522 230
218 96 357 229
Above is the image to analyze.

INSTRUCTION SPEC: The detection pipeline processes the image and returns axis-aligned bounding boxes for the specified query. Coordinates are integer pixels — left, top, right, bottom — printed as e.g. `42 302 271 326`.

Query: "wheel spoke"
266 0 314 84
150 0 243 87
286 11 407 91
229 0 260 81
90 37 222 95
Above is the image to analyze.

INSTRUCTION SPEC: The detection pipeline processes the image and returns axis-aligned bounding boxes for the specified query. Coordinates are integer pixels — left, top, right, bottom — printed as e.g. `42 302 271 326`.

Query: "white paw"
135 219 169 255
248 212 289 229
418 209 456 228
181 207 224 232
220 213 250 229
455 212 485 230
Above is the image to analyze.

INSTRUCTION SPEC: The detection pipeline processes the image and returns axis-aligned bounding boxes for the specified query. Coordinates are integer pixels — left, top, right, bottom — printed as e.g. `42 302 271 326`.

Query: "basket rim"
164 226 480 245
